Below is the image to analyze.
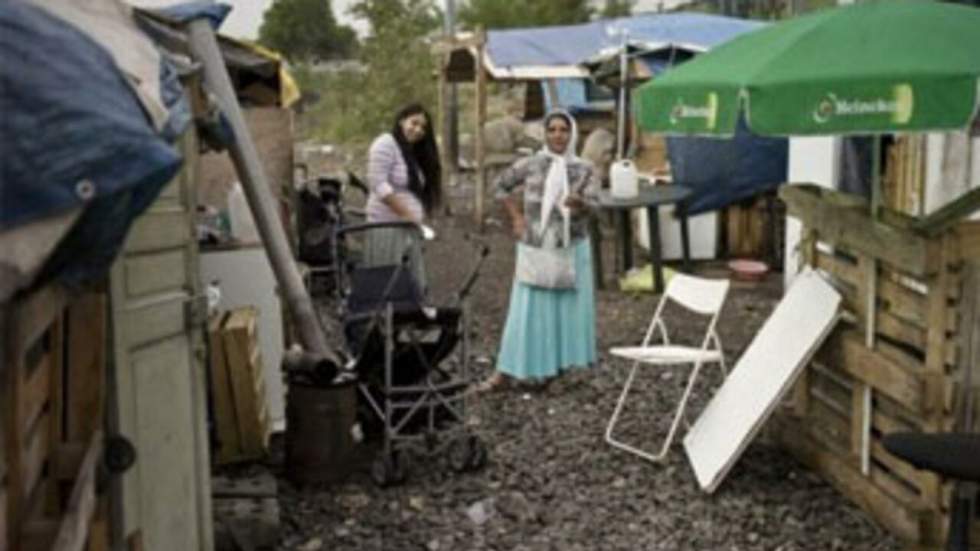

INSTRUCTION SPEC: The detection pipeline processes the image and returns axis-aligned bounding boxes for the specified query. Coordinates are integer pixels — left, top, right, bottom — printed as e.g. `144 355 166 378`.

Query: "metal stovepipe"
187 17 334 362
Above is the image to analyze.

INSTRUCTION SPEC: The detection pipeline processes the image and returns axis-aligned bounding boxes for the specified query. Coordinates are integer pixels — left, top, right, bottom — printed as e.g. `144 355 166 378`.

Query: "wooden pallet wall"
2 287 108 551
776 184 980 547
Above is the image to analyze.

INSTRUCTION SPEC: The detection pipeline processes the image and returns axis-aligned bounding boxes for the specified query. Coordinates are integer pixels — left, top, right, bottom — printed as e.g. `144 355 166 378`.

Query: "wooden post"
473 28 487 229
955 259 979 430
853 254 874 475
438 47 453 194
793 228 819 417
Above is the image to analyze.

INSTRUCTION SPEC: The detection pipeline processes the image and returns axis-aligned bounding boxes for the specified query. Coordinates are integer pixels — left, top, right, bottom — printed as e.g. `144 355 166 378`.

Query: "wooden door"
108 130 213 551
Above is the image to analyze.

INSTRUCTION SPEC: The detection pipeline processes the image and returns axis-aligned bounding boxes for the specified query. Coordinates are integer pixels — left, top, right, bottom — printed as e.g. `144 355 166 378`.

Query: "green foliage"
258 0 358 62
598 0 635 19
295 0 441 145
458 0 592 29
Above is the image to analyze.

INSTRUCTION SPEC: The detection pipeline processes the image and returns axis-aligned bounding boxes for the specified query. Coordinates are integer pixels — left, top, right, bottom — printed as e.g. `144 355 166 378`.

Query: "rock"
298 537 323 551
466 499 495 525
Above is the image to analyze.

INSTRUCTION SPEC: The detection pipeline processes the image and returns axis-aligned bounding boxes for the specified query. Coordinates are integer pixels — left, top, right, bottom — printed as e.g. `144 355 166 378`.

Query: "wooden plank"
47 309 64 519
65 292 107 442
913 187 980 236
208 315 242 463
773 417 928 542
86 499 110 551
878 312 927 354
21 520 57 551
222 311 265 456
955 221 980 261
807 392 852 448
871 404 917 435
20 352 52 437
925 236 953 375
869 439 937 506
21 413 50 506
868 462 922 510
809 366 852 414
1 483 7 551
9 286 67 358
815 250 860 289
880 277 929 330
473 28 487 228
50 432 102 551
953 260 980 431
820 330 926 413
781 184 934 277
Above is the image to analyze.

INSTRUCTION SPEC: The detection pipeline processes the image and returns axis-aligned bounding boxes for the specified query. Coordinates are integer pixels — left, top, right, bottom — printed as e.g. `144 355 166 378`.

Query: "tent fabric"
485 13 764 79
153 0 231 30
666 117 788 216
0 1 188 299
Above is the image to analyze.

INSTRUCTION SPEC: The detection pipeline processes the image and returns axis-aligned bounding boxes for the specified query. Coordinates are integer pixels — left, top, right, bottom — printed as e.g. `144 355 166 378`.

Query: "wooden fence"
2 287 108 551
774 184 980 546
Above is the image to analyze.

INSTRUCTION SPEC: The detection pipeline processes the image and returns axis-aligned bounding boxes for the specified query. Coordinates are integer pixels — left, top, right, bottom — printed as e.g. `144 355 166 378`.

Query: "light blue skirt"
497 237 597 380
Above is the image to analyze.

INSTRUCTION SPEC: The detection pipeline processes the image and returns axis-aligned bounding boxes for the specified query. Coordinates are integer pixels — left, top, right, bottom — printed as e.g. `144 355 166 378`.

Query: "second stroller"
332 220 489 486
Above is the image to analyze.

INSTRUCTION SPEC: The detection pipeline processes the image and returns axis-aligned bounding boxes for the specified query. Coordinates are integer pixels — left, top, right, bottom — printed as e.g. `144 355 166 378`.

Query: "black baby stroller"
332 220 489 486
295 173 367 298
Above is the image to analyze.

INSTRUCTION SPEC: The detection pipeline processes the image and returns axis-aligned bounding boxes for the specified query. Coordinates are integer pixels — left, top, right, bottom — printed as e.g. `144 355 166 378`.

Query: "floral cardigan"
493 153 600 247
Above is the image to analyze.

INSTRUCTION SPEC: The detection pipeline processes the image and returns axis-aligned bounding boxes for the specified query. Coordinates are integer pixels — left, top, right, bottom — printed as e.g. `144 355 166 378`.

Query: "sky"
128 0 690 41
129 0 392 39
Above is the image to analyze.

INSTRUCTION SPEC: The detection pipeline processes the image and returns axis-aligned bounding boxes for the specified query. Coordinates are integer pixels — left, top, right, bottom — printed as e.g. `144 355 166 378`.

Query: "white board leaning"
683 268 841 493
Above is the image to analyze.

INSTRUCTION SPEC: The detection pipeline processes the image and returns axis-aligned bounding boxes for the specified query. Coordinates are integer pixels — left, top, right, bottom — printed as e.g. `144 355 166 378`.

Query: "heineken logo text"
813 85 914 125
669 93 718 129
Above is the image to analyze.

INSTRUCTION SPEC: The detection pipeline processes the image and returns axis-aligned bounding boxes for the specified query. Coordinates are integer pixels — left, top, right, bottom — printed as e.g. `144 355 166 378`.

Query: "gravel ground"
273 188 901 551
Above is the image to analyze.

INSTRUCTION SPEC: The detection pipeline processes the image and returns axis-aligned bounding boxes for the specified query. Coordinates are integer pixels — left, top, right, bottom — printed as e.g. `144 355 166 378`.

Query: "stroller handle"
453 243 491 305
334 220 424 239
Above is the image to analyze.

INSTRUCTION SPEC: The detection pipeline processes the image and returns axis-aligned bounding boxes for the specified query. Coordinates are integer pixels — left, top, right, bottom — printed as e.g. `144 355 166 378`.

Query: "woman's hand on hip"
512 216 527 239
564 193 585 212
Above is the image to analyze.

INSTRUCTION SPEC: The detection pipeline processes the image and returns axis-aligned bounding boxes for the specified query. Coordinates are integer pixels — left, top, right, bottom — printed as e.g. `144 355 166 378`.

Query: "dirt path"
274 190 900 551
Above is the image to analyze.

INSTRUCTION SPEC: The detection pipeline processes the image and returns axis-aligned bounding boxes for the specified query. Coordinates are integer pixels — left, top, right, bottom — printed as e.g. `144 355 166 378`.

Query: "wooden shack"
774 179 980 546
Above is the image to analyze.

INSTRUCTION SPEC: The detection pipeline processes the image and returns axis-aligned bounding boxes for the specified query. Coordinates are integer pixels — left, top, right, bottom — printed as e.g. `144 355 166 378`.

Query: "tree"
599 0 635 19
458 0 592 29
258 0 358 62
342 0 442 134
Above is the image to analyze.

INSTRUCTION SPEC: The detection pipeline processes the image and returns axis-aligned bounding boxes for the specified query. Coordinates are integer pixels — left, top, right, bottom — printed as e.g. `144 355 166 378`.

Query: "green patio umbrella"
635 0 980 136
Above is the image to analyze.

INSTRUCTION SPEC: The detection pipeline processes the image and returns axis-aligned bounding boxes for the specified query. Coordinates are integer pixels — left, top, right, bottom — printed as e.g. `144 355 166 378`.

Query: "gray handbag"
515 242 576 289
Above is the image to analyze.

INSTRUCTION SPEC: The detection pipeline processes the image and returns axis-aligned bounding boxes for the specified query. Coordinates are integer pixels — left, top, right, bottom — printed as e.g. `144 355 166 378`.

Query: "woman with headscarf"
364 103 442 291
476 109 600 391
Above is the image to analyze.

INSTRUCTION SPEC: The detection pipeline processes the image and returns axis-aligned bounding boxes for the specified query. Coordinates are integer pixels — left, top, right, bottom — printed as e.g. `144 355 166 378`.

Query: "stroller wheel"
448 435 486 473
371 451 406 487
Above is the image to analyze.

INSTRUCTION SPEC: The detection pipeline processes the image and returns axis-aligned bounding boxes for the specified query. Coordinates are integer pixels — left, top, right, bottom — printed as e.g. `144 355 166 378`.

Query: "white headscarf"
538 109 580 245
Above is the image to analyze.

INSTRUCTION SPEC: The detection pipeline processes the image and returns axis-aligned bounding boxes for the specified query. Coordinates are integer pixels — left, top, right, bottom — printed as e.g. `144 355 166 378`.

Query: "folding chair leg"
605 361 705 463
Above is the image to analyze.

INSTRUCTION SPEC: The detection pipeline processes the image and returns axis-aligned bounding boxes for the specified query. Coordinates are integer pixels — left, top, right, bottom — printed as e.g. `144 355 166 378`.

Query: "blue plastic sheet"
154 1 231 30
666 117 788 215
487 13 763 72
0 2 189 288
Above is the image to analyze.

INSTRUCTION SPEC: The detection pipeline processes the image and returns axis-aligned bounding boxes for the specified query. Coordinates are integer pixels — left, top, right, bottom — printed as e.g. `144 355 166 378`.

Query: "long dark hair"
391 103 442 214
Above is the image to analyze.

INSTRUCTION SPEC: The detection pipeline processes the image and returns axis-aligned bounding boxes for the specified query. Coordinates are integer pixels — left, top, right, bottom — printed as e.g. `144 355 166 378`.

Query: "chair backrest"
663 273 730 316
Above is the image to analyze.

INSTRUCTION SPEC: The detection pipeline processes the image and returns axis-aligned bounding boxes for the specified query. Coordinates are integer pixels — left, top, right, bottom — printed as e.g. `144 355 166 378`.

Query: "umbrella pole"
857 134 884 477
616 31 628 159
866 135 882 349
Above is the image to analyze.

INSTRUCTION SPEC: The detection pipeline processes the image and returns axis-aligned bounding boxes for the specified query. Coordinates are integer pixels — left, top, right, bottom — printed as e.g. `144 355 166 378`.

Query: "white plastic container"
610 159 638 199
228 182 259 244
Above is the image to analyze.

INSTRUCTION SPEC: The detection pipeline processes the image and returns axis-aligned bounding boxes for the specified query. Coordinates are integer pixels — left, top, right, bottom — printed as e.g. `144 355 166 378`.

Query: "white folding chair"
605 273 730 463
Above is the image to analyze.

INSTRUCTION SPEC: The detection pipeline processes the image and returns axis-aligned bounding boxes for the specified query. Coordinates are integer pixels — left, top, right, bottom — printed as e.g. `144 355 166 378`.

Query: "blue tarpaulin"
0 1 192 291
485 13 763 78
154 1 231 29
667 117 788 216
